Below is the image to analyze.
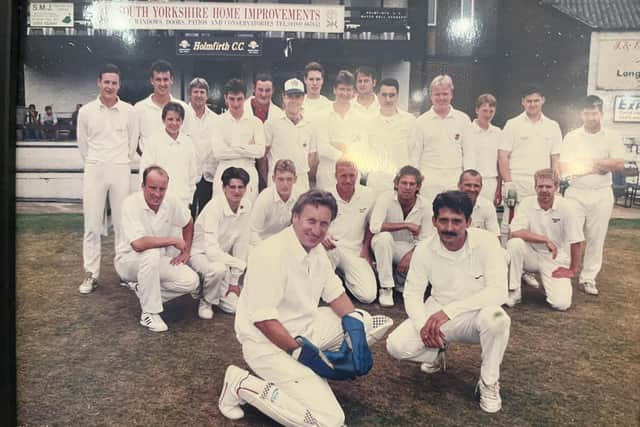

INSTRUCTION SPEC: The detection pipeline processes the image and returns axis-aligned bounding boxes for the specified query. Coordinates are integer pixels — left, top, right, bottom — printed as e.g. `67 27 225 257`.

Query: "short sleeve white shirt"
510 195 585 265
414 107 472 173
77 97 137 164
559 126 625 189
466 120 502 179
117 191 190 257
265 114 316 176
369 191 435 243
134 95 192 152
235 226 345 357
249 186 298 244
187 105 219 181
365 109 417 176
471 196 500 235
500 112 562 177
302 95 332 124
329 185 376 251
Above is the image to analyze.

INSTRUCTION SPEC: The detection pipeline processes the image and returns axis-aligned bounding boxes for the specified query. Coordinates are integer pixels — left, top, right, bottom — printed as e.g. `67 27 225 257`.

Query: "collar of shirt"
393 191 425 213
426 106 456 120
331 186 362 204
222 109 252 123
140 192 170 217
520 111 549 125
97 96 122 111
271 187 296 205
222 196 248 217
188 104 213 121
143 94 181 110
283 226 324 264
281 114 310 128
534 197 558 212
471 119 498 133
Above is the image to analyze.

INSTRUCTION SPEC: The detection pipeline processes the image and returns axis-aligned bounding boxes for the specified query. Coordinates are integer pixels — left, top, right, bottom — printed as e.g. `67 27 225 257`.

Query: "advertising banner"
30 2 74 28
596 38 640 90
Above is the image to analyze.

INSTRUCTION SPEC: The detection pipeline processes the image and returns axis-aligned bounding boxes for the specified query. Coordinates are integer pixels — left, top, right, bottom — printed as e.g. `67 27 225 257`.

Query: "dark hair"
142 165 169 185
521 84 544 98
432 191 473 220
304 61 325 79
334 70 355 88
223 78 247 96
582 95 604 112
355 66 376 81
291 190 338 221
254 73 274 85
28 104 35 109
45 105 52 111
162 102 185 120
221 167 250 187
99 63 121 79
458 169 482 185
378 78 399 93
394 165 424 187
150 59 173 78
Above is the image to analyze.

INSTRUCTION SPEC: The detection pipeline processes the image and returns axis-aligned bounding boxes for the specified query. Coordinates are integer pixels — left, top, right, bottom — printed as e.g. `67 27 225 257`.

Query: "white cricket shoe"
420 348 447 374
506 289 522 308
522 272 540 288
219 365 248 420
219 292 239 314
78 273 98 294
139 312 168 332
198 299 214 320
476 379 502 413
581 282 599 296
379 288 394 307
119 280 137 291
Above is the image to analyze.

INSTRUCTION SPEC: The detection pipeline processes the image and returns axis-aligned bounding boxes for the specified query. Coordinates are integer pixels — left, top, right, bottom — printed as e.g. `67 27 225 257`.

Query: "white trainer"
119 280 137 291
198 299 214 320
78 274 98 294
219 365 249 420
139 312 168 332
582 282 599 296
219 292 239 314
506 289 522 308
476 379 502 413
420 348 447 374
378 288 394 307
522 272 540 288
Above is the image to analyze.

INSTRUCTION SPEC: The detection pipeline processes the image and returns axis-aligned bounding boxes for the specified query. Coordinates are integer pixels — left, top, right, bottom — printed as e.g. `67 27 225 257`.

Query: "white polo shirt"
414 107 472 173
510 195 584 265
500 112 562 177
302 95 332 124
244 97 285 121
139 130 199 206
249 186 298 244
134 95 192 153
404 228 507 328
559 126 625 190
191 194 252 282
365 109 417 177
213 110 265 170
351 96 380 119
369 191 435 243
187 105 219 181
329 185 375 251
264 114 317 178
77 97 138 164
471 196 500 236
466 120 502 179
235 226 345 357
117 191 190 258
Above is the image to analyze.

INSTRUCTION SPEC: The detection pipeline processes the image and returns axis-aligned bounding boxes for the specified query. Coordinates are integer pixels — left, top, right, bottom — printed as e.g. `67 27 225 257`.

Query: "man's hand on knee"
420 310 449 348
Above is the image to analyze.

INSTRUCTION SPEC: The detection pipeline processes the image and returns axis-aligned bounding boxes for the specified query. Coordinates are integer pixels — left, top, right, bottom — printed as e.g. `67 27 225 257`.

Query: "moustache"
442 231 457 237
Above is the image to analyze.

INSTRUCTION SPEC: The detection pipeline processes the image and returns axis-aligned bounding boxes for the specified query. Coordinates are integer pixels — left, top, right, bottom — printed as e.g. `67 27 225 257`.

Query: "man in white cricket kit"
386 191 510 413
457 170 500 237
466 94 502 206
301 61 332 124
250 159 299 246
134 60 191 155
115 166 199 332
413 74 472 203
559 95 625 296
186 77 219 218
219 190 393 427
77 64 138 294
370 166 435 307
139 102 199 208
365 78 417 197
212 78 265 203
506 169 584 310
259 78 318 193
315 70 368 191
351 66 379 119
324 161 377 304
190 167 251 318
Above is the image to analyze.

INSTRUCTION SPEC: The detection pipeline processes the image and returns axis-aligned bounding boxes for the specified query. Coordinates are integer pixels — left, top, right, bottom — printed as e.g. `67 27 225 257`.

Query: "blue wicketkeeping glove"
342 312 373 375
292 336 357 381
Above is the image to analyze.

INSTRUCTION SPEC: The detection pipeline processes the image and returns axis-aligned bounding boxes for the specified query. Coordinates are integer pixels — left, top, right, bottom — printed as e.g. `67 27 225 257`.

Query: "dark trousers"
190 176 213 219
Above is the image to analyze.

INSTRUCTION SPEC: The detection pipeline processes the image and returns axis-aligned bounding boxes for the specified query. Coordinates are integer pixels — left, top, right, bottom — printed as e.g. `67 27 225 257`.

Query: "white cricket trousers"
114 248 199 314
479 177 498 204
326 247 377 303
366 171 395 198
82 162 131 278
564 186 613 286
511 174 536 200
386 299 510 385
190 254 240 305
371 232 415 289
506 238 572 310
242 307 358 427
421 168 460 205
213 159 259 203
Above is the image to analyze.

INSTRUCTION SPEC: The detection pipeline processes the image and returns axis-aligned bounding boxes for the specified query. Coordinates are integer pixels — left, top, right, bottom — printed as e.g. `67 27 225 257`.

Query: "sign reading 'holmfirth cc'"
89 1 345 33
596 37 640 90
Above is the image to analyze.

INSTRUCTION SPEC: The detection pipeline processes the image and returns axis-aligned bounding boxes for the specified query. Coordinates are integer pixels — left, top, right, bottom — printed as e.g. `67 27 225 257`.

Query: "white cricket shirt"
466 120 502 179
328 185 375 251
369 191 435 243
249 186 298 244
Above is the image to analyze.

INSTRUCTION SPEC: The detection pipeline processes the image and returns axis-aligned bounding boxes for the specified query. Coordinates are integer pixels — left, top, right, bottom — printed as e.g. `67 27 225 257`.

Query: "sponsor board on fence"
177 33 262 56
89 1 344 33
596 38 640 90
30 2 74 28
613 96 640 123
